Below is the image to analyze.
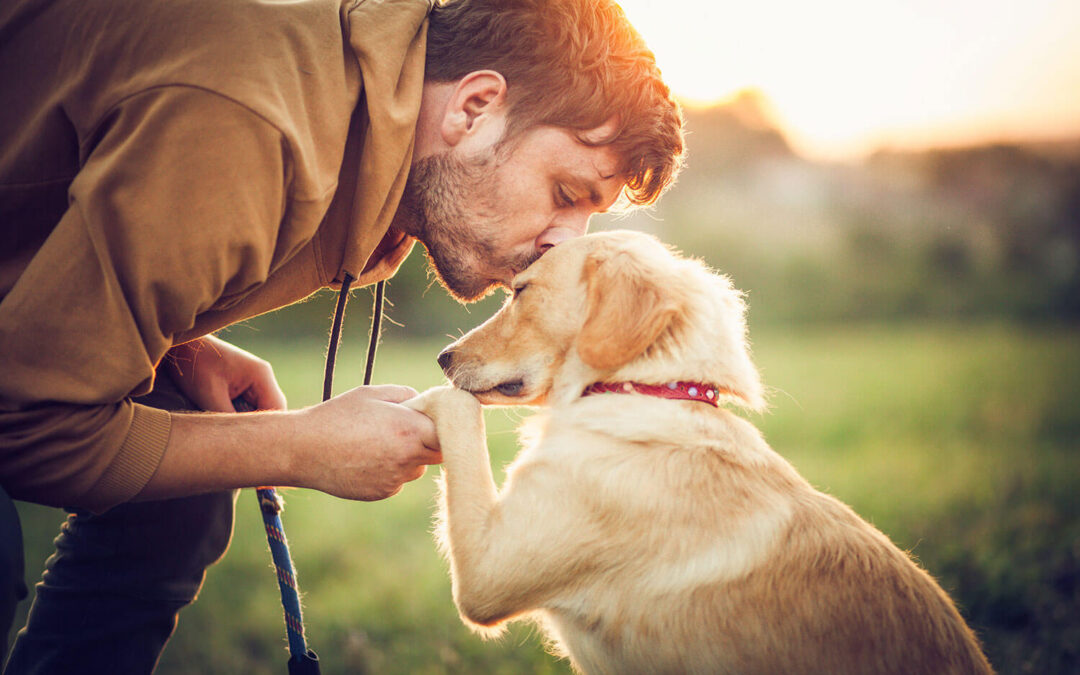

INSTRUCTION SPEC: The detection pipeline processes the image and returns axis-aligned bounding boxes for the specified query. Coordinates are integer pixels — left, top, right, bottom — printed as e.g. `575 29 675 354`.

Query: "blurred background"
11 0 1080 672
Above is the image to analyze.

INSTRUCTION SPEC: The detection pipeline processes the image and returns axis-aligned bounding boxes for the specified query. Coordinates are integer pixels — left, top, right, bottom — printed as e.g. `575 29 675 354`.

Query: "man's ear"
440 70 508 149
577 247 680 372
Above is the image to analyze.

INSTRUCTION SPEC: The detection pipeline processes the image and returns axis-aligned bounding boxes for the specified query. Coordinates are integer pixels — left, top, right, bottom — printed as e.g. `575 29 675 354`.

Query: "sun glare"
618 0 1080 160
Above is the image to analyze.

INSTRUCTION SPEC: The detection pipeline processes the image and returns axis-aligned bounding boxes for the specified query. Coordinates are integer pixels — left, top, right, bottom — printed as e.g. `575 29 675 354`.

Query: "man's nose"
536 220 588 252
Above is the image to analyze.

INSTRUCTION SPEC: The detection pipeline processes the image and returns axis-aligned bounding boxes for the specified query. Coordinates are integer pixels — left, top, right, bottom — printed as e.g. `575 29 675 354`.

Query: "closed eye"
555 185 574 208
512 283 528 298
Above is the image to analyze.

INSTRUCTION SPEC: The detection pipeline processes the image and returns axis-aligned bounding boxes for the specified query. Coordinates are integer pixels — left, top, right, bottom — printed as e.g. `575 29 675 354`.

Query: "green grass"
11 321 1080 673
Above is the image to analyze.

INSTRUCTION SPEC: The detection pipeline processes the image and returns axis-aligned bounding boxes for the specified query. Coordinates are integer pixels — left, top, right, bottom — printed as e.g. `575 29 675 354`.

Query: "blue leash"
255 486 319 673
240 276 384 674
233 396 318 674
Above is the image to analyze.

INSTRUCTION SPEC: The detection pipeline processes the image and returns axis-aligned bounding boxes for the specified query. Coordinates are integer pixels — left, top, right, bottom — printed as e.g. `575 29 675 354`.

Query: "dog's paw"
405 385 481 423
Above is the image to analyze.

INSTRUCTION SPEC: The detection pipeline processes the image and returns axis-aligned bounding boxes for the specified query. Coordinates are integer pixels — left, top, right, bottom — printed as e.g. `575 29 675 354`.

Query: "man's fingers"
201 380 240 413
422 450 444 465
251 378 288 411
352 384 419 404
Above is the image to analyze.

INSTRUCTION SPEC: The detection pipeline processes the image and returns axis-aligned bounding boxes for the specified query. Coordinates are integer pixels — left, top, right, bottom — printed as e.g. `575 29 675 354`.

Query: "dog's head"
437 230 765 411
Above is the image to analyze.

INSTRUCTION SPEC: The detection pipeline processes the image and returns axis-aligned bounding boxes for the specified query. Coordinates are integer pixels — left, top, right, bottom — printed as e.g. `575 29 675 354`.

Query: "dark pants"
0 486 28 669
2 374 238 674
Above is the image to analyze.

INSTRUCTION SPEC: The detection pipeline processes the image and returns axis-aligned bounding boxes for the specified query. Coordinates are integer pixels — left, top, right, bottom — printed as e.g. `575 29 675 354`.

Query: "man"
0 0 684 670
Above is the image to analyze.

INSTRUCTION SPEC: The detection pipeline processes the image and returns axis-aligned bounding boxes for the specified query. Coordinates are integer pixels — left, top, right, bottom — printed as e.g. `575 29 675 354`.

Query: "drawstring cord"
322 274 354 401
324 276 386 395
363 280 386 387
253 275 387 674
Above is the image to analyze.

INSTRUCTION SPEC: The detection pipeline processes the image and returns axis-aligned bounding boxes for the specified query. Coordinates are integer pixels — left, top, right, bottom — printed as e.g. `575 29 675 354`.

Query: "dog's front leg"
407 384 496 505
405 386 507 622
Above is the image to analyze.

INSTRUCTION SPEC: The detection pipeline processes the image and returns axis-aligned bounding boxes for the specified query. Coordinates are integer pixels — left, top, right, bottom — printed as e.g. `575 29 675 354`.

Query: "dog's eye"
512 283 528 298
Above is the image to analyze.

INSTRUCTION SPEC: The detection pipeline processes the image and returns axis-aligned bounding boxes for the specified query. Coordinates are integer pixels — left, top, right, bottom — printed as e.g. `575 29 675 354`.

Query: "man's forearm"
133 409 305 502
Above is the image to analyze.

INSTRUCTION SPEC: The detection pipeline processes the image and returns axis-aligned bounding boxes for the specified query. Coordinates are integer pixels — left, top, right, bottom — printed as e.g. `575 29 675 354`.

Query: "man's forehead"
579 120 627 201
586 149 626 210
560 134 625 206
571 165 624 212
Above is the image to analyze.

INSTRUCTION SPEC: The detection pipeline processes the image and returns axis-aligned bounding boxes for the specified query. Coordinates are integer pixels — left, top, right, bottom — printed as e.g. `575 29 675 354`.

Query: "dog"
406 230 993 674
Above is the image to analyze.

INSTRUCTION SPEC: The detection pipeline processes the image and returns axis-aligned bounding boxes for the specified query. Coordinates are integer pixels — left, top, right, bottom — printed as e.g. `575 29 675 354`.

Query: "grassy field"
11 321 1080 674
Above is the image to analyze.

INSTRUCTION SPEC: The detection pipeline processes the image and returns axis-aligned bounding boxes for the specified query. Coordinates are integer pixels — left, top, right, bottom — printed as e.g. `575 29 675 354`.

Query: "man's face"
395 122 625 302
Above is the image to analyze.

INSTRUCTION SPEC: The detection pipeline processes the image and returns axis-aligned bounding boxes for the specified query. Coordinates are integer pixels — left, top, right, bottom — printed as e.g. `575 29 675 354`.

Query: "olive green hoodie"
0 0 431 511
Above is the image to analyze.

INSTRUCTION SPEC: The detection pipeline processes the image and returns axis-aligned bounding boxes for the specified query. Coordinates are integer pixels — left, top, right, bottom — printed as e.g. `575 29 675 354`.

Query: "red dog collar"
582 381 728 407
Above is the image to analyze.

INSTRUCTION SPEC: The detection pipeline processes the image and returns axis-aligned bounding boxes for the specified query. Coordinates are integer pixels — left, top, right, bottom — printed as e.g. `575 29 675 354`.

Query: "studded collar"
581 381 729 407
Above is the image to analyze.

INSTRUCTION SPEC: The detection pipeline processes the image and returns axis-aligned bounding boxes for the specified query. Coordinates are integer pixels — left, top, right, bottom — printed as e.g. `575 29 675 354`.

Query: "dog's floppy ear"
577 245 680 371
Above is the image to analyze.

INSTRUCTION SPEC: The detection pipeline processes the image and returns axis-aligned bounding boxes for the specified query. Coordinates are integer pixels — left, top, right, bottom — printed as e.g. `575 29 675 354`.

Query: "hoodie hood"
332 0 431 281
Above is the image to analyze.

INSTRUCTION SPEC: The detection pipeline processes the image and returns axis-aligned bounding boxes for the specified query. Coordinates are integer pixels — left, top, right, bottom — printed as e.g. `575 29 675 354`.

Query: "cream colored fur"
406 230 993 675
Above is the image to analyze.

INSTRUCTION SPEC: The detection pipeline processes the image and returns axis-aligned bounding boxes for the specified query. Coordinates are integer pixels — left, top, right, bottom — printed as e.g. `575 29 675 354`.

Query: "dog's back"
705 491 993 674
735 494 992 675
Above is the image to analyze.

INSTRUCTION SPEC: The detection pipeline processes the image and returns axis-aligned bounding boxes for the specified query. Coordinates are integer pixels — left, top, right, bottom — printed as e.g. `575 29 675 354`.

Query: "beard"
393 151 539 303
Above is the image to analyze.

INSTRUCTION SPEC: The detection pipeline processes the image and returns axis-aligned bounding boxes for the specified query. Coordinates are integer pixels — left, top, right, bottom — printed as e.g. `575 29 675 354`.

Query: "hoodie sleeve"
0 87 288 512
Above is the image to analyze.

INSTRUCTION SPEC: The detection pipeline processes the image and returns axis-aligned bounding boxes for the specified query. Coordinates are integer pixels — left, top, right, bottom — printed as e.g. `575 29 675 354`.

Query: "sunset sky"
617 0 1080 160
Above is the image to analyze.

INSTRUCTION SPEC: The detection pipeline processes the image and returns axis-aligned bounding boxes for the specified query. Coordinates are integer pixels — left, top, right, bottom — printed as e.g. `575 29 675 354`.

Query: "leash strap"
255 486 320 674
234 395 320 672
246 276 387 672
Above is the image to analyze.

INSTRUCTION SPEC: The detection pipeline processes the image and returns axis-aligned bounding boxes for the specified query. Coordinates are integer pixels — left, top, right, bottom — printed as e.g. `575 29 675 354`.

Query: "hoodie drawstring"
323 276 386 400
322 274 353 401
363 279 386 387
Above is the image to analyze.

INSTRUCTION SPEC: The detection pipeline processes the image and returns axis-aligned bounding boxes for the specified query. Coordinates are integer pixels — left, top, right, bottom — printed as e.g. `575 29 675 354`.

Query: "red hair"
426 0 685 205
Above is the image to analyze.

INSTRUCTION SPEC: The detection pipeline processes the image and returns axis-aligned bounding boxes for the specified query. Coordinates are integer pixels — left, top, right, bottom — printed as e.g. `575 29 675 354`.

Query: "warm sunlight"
618 0 1080 160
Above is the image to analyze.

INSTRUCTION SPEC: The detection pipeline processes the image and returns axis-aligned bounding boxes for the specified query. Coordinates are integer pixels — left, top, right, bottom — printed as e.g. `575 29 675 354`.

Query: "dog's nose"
437 349 454 372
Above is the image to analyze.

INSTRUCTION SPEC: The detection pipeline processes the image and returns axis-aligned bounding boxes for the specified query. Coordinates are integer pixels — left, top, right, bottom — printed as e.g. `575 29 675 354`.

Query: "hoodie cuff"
80 404 172 513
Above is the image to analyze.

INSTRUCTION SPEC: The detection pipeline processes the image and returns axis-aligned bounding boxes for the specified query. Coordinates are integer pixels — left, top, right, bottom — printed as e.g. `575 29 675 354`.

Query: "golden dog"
407 230 993 674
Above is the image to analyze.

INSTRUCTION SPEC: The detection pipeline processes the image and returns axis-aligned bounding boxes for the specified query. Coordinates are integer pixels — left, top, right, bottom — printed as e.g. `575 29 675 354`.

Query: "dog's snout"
437 349 454 372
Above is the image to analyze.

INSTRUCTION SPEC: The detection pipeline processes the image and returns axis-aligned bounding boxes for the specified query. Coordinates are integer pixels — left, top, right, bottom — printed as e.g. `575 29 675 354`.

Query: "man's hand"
294 385 442 501
165 335 287 412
